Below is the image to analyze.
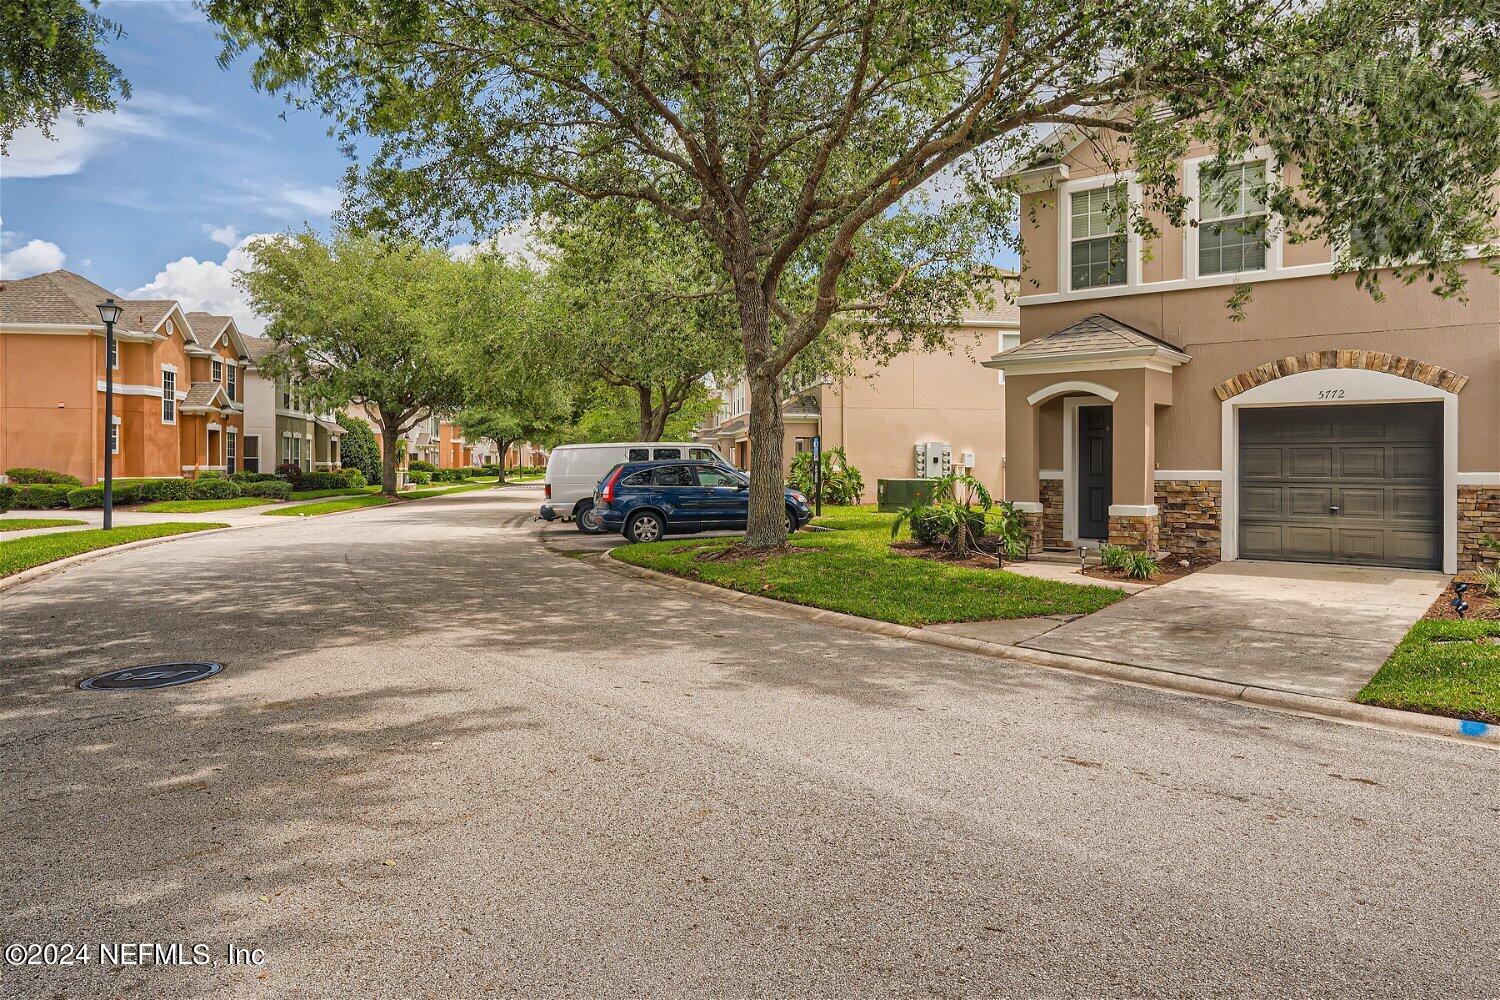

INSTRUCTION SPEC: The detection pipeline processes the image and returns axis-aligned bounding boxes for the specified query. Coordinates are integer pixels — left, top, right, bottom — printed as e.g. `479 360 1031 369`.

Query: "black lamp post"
96 298 123 530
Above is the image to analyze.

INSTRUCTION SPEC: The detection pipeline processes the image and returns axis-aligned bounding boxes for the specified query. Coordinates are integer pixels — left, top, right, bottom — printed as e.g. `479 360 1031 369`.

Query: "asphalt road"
2 486 1496 999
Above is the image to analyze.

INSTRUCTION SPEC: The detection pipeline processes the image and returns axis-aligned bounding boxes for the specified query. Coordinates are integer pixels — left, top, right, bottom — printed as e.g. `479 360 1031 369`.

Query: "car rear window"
651 465 693 486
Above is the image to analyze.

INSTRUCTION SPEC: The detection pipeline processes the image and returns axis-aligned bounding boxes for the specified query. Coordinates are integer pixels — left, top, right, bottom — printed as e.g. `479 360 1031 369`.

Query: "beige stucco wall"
822 328 1007 499
1022 259 1499 473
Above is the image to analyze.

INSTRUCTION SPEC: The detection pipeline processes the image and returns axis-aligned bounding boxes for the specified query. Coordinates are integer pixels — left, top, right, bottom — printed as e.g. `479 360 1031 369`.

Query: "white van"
540 442 729 532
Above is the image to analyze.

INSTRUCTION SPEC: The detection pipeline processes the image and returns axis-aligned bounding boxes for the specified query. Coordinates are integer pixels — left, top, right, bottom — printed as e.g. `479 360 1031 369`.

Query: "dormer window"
1069 185 1127 290
1198 160 1268 275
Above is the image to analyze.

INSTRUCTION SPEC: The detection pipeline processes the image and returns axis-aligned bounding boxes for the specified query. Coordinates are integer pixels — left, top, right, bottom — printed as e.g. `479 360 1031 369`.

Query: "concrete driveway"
1021 560 1449 698
2 488 1494 998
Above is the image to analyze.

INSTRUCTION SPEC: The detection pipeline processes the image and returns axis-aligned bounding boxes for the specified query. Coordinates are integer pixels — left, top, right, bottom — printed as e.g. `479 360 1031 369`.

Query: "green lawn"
611 506 1125 627
401 482 491 500
505 473 544 483
1356 618 1500 724
0 522 227 577
263 495 395 517
139 497 275 513
289 486 383 500
0 517 88 532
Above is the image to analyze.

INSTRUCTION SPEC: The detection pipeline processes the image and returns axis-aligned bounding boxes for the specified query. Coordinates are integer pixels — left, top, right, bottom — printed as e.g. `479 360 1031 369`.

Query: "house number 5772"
1317 388 1346 399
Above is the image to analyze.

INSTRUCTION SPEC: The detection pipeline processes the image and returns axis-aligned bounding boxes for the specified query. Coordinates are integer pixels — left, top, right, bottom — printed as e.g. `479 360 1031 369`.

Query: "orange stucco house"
0 270 251 484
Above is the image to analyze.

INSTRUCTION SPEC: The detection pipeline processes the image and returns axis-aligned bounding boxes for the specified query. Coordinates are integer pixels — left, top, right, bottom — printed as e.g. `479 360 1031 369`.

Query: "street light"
96 298 123 531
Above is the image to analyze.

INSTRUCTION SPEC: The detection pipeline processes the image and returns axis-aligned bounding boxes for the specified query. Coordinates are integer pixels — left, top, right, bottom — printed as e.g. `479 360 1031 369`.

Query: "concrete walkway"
1020 560 1449 698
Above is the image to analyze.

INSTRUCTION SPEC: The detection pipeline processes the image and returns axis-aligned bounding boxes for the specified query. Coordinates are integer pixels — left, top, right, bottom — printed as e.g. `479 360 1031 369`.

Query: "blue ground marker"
1459 720 1489 738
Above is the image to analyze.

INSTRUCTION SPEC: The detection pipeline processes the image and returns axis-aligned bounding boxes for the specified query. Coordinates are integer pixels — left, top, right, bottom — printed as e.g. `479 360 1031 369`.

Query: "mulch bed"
1423 575 1500 621
890 540 1026 571
1082 554 1218 586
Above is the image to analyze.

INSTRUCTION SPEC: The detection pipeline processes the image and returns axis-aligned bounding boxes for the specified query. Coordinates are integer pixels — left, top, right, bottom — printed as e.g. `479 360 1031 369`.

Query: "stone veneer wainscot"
1459 486 1500 571
1155 479 1223 563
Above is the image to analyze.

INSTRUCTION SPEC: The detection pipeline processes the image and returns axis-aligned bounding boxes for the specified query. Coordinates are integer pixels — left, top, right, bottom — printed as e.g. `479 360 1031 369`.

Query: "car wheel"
784 508 797 534
574 500 605 534
625 511 664 544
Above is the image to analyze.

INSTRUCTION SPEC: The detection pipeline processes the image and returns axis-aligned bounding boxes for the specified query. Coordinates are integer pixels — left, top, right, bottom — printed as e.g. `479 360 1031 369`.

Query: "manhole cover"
80 662 223 691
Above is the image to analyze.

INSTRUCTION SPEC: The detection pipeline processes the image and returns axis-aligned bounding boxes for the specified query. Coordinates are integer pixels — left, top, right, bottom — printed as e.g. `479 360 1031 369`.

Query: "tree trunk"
377 408 401 497
636 387 657 441
744 366 786 548
495 437 512 484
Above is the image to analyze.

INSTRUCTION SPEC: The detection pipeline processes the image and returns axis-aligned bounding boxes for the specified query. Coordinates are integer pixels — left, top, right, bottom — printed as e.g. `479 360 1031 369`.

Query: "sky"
0 1 1017 336
0 0 357 333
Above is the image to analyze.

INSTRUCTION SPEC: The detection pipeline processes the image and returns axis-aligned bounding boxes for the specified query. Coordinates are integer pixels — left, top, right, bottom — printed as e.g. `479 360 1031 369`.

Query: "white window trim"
108 339 119 370
1056 170 1140 296
1185 148 1280 282
110 414 121 454
160 367 177 425
1219 368 1457 575
226 427 237 469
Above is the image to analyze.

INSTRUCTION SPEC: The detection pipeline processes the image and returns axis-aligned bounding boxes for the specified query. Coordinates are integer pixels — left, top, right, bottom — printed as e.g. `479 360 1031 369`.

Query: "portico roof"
983 314 1190 374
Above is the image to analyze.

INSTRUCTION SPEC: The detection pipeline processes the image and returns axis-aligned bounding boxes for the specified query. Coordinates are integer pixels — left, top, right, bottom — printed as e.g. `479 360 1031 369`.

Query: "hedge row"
5 467 82 486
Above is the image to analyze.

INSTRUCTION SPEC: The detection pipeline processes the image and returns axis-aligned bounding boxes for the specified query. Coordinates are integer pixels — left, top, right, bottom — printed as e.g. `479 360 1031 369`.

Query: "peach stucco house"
985 127 1498 573
697 278 1019 501
0 270 251 484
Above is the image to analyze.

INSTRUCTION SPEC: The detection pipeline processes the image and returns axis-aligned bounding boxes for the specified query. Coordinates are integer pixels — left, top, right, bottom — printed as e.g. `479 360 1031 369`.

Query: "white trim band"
1458 473 1500 487
1011 501 1044 514
1107 504 1159 517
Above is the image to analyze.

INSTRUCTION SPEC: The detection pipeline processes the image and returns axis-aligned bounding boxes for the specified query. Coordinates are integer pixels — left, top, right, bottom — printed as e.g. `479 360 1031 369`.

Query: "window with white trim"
1069 184 1127 289
108 339 119 369
212 359 223 384
282 433 292 463
227 428 237 472
226 364 237 401
161 369 176 423
1198 160 1268 275
110 419 120 454
331 438 340 466
244 434 260 473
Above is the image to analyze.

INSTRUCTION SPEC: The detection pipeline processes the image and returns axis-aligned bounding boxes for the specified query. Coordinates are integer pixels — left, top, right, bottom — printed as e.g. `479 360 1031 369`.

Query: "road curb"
596 548 1499 750
0 525 237 597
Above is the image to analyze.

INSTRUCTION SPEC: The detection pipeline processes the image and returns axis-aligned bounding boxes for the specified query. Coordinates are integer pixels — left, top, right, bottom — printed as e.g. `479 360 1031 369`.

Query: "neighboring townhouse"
0 269 247 483
698 278 1019 500
503 441 548 468
986 128 1498 573
438 421 467 468
407 412 443 467
240 334 345 474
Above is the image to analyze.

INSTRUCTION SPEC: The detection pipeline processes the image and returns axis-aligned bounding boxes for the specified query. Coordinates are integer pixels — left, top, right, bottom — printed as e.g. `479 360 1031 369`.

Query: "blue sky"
0 0 357 331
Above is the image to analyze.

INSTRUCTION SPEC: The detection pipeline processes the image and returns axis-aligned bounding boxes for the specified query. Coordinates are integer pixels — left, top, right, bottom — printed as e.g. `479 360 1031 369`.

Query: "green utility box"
876 478 937 513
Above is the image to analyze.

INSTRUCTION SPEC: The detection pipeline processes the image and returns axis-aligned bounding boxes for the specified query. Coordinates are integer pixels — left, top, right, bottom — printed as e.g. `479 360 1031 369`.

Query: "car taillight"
544 483 551 499
600 466 624 504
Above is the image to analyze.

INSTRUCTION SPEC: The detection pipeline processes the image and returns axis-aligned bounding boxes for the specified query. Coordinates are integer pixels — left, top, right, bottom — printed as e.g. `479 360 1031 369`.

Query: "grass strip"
138 497 274 513
0 523 227 578
1356 618 1500 724
0 518 88 533
612 506 1125 627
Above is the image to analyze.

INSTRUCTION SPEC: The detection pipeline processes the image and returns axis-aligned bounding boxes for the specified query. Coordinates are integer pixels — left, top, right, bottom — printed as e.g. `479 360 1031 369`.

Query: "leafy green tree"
335 412 381 484
207 0 1498 547
1 0 128 147
236 231 469 496
541 202 741 440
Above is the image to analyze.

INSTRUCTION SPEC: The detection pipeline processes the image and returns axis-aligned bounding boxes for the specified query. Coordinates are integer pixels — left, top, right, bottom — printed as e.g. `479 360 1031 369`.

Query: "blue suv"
593 460 813 543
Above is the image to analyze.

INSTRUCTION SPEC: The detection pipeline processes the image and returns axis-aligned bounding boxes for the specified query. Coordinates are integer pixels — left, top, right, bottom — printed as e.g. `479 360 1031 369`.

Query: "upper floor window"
1198 160 1268 275
212 359 223 383
226 364 237 401
280 383 292 410
161 369 176 423
108 339 119 370
1069 185 1127 290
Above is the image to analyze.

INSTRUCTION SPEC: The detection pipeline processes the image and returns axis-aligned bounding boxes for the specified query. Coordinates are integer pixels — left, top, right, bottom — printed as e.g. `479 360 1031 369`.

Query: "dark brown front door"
1238 402 1442 569
1077 405 1112 539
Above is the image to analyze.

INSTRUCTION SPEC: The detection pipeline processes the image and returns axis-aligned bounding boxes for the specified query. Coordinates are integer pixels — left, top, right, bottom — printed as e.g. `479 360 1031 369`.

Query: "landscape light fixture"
96 299 122 530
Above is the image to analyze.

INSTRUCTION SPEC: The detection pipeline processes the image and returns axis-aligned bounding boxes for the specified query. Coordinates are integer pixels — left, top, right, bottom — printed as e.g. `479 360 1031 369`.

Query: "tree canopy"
1 0 129 147
207 0 1498 544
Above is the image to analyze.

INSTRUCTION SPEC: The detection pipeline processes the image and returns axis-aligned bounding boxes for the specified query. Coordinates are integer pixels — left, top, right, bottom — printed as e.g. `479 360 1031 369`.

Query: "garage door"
1238 402 1442 569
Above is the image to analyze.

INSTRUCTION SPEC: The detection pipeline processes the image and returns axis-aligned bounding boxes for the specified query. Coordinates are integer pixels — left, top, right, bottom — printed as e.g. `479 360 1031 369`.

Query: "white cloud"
0 238 67 279
1 109 162 178
127 233 277 335
450 220 544 267
283 185 343 218
204 224 241 248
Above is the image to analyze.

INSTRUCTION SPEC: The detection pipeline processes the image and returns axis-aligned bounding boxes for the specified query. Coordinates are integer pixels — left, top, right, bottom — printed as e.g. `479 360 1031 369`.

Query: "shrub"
138 478 191 502
276 462 304 486
336 414 382 483
984 500 1031 565
241 480 293 500
344 469 367 489
0 484 13 513
231 471 280 483
297 469 365 491
13 484 73 509
189 477 242 500
1098 543 1131 570
1121 549 1159 580
408 459 437 473
6 467 82 486
787 447 864 506
891 474 991 558
407 470 432 485
196 469 225 480
66 486 105 509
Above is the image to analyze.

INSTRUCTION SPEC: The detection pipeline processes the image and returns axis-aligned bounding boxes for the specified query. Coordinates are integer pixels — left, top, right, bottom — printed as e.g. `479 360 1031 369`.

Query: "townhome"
438 420 467 468
240 334 346 475
986 128 1498 573
698 277 1019 500
0 269 247 483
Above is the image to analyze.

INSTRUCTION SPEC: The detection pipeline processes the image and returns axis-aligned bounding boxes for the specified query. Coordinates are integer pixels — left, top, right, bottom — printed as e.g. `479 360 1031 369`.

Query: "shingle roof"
992 314 1186 362
184 312 231 345
0 269 173 334
241 335 276 362
182 383 225 408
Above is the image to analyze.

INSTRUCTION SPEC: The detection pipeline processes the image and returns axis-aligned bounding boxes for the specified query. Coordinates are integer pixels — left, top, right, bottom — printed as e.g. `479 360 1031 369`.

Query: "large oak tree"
208 0 1498 546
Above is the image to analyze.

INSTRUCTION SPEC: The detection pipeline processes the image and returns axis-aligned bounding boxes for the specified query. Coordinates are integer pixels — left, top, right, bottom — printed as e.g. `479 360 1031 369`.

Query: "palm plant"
891 473 993 558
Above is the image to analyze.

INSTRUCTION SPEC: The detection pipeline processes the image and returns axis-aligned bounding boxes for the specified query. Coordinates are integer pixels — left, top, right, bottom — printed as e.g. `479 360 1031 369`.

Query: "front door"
1076 405 1112 539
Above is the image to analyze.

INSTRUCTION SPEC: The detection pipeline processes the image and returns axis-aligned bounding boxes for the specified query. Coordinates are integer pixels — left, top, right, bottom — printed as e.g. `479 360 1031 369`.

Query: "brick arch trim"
1213 350 1469 401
